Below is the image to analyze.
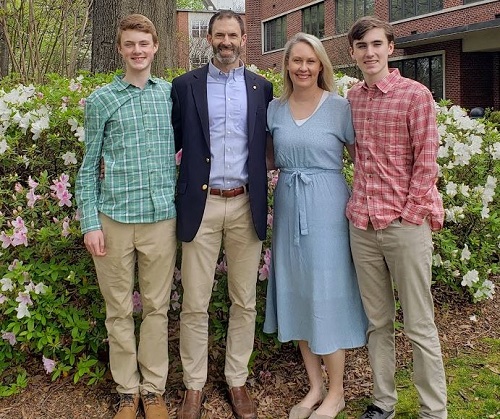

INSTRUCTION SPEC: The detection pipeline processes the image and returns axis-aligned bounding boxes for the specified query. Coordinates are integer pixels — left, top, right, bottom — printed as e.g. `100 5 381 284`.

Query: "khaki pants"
93 214 177 395
349 220 447 418
180 193 262 390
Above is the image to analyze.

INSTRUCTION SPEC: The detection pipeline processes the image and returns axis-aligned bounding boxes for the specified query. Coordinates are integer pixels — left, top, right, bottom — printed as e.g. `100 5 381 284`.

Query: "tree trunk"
91 0 176 75
0 0 9 77
91 0 121 73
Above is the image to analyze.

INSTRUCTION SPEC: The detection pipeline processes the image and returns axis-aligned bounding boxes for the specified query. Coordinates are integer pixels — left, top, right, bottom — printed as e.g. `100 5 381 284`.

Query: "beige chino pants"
180 193 262 390
93 214 177 395
349 220 447 419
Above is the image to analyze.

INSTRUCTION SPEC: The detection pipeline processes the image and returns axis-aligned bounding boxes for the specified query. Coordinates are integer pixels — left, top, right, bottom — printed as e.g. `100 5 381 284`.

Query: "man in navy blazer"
171 10 273 419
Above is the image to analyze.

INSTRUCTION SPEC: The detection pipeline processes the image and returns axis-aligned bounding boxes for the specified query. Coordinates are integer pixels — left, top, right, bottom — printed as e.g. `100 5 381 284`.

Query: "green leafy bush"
0 70 498 395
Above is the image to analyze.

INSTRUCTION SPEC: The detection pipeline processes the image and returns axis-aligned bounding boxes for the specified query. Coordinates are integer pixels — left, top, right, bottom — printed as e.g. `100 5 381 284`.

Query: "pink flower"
267 213 273 227
61 218 70 237
27 176 39 189
132 291 142 313
0 294 7 304
42 356 56 374
258 248 272 281
0 231 12 248
57 189 73 207
10 217 28 247
14 183 24 193
26 188 41 208
50 174 73 207
8 259 21 271
170 291 180 311
78 98 86 107
12 230 28 247
175 149 183 165
173 267 182 282
16 292 33 306
2 332 16 345
216 258 227 274
258 264 269 280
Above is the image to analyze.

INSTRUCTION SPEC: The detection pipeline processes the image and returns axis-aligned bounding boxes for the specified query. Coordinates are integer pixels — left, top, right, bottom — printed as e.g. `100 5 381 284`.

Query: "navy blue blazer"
171 65 273 242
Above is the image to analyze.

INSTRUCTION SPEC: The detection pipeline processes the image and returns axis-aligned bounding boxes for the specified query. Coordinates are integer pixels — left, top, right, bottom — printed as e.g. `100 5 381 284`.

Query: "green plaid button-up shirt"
76 75 176 234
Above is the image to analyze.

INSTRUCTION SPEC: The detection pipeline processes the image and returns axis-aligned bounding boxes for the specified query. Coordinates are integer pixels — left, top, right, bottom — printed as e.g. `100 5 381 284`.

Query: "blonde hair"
281 32 336 101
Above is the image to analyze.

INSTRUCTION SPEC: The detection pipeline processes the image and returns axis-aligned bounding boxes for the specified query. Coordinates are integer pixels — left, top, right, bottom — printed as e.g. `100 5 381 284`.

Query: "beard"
213 44 240 65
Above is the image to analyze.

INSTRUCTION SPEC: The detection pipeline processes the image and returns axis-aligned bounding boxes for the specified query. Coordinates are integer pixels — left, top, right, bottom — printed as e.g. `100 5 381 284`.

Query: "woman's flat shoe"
309 398 345 419
289 404 314 419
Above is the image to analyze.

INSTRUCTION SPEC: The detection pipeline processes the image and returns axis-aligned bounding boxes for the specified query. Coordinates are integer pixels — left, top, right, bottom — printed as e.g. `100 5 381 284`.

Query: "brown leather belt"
209 184 248 198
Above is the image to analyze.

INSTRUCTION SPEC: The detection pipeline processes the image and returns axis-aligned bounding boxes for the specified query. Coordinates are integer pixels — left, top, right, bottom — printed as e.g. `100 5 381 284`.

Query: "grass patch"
343 338 500 418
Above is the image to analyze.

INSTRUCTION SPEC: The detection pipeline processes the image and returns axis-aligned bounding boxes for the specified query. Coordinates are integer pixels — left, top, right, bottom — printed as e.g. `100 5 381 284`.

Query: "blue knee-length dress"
263 92 368 355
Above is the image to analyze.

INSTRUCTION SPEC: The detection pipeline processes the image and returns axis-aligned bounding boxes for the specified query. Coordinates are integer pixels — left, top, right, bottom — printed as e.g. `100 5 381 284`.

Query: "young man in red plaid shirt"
346 16 448 419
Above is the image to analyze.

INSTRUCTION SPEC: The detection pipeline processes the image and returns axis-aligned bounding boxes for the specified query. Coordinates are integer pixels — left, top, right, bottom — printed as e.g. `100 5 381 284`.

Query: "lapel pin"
253 85 257 90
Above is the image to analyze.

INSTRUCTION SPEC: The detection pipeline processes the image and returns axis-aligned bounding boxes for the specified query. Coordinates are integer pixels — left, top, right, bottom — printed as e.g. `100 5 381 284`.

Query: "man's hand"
99 157 105 180
84 230 106 256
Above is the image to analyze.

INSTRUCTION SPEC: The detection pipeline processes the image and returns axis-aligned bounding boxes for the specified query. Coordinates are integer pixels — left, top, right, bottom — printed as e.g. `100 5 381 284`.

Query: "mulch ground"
1 282 499 419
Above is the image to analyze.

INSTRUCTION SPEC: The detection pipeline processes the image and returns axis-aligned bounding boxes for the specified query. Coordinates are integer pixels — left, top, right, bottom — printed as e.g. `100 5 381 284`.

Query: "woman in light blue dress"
263 33 367 419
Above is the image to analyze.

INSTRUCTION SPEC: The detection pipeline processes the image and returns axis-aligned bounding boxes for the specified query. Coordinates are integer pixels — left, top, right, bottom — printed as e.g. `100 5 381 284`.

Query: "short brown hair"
347 16 394 48
208 10 245 36
116 14 158 46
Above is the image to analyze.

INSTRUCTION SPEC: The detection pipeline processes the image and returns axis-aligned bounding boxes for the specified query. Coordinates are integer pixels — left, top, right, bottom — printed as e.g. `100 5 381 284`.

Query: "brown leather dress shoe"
228 386 257 419
177 389 203 419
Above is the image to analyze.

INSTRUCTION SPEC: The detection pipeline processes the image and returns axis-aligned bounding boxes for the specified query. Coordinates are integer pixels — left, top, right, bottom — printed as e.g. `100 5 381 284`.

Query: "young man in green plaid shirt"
76 14 176 419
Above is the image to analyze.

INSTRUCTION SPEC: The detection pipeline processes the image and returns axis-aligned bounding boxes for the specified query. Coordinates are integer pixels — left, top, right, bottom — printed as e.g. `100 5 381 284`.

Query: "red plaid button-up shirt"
346 69 444 231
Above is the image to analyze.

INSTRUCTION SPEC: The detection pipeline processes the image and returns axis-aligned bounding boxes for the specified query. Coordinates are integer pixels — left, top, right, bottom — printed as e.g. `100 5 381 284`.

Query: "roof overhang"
395 18 500 52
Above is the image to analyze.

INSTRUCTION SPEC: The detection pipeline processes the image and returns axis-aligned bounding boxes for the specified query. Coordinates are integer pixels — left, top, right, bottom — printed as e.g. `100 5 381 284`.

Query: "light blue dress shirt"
207 60 248 189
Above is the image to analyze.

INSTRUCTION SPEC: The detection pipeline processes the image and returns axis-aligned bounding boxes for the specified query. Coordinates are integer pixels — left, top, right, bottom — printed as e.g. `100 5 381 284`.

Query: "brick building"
244 0 500 110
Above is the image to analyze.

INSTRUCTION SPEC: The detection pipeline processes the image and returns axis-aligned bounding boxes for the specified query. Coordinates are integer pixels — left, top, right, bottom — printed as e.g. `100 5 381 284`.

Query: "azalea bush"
0 70 498 394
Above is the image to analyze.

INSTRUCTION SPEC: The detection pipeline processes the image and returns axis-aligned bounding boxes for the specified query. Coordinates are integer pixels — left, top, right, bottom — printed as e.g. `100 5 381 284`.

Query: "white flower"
490 142 500 159
34 282 48 295
458 184 470 197
31 115 50 140
460 244 471 261
15 302 31 319
469 134 483 154
481 206 490 219
0 277 14 292
61 151 77 165
461 269 479 287
445 181 457 197
74 126 84 141
0 139 8 154
432 254 443 267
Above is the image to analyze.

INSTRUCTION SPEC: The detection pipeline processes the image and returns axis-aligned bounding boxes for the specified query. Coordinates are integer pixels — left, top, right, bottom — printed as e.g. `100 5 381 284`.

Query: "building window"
264 16 287 52
191 20 208 38
335 0 374 34
391 55 444 100
303 2 325 38
390 0 442 21
190 53 210 70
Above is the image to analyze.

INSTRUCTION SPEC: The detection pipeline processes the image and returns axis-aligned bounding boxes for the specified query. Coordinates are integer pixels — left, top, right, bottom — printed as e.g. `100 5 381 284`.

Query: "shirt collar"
362 68 401 94
113 74 157 91
208 59 245 81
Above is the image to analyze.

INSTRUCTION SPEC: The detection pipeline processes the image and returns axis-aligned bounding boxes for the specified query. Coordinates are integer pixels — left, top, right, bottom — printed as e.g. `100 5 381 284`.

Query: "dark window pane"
390 0 403 20
430 56 443 100
403 60 416 79
392 55 443 101
417 0 429 15
416 58 430 88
